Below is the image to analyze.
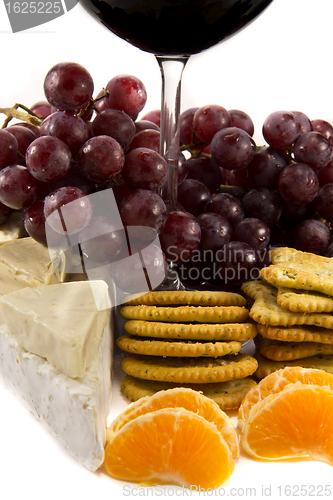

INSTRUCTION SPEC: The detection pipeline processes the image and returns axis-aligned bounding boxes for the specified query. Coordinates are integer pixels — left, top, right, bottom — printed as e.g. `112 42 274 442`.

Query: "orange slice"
104 407 234 489
240 383 333 464
106 387 239 458
238 366 333 432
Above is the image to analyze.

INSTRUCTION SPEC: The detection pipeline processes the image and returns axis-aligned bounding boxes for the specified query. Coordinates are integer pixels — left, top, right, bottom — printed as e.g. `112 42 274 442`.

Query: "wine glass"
78 0 275 290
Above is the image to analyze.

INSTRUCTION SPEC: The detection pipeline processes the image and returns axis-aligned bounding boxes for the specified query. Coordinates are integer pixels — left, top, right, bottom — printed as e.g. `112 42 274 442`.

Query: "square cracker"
277 287 333 313
257 323 333 344
241 280 333 328
256 334 333 361
260 247 333 297
255 351 333 379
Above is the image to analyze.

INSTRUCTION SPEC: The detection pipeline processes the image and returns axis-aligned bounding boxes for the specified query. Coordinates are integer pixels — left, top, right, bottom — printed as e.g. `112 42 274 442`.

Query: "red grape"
79 215 124 263
228 109 254 136
292 219 331 255
177 179 211 216
242 187 282 226
26 136 73 183
92 109 136 149
129 129 160 153
247 146 290 189
141 109 161 127
292 111 312 134
106 74 147 120
44 62 94 111
314 184 333 222
30 100 52 119
205 192 244 227
293 131 332 171
122 147 167 191
44 186 92 235
197 212 233 253
7 125 37 165
40 111 89 156
119 189 167 240
0 129 18 170
215 241 260 284
159 210 201 264
78 135 125 183
179 107 200 145
24 200 47 245
263 111 301 149
311 119 333 147
210 127 256 170
0 165 40 210
278 163 319 205
193 104 231 144
135 120 160 133
186 155 223 193
318 154 333 186
234 217 270 250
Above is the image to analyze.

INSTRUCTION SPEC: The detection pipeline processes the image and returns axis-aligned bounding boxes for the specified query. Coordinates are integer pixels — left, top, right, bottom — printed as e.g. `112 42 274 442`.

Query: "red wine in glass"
79 0 274 289
79 0 274 56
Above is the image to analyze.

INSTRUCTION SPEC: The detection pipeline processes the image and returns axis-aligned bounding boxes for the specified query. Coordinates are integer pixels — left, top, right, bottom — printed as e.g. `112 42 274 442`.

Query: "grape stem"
0 103 42 128
77 90 110 117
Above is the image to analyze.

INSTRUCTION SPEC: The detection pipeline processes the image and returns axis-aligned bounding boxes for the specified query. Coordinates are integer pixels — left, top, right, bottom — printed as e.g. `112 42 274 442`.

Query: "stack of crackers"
241 247 333 379
116 290 258 410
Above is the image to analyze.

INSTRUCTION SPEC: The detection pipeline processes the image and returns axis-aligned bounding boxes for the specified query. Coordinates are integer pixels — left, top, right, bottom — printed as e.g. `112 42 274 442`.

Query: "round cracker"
120 304 249 323
116 335 242 357
121 353 258 384
120 375 257 410
122 290 246 307
124 320 258 341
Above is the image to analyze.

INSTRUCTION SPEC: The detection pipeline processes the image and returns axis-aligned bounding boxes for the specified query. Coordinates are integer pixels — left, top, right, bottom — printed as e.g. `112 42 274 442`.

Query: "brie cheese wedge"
0 315 113 471
0 280 110 379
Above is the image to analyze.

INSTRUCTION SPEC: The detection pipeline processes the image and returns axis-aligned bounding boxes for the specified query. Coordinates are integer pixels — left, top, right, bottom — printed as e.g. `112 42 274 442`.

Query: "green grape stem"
77 90 110 117
0 103 43 129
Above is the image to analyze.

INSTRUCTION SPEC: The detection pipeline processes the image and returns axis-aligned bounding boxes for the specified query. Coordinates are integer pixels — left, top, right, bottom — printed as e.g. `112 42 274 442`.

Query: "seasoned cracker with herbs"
116 335 242 357
122 290 247 307
120 304 249 323
256 334 333 361
255 352 333 379
242 280 333 328
277 287 333 313
124 320 258 341
121 353 258 384
257 324 333 344
120 375 257 411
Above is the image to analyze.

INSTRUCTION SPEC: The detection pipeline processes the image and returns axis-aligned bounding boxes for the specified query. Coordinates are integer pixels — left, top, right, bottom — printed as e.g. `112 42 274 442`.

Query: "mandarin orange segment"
240 383 333 465
106 387 239 458
238 366 333 432
104 408 234 489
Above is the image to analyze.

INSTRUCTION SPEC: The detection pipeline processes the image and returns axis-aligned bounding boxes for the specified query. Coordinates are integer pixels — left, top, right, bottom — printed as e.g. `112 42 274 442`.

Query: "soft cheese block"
0 280 111 378
0 317 113 471
0 237 65 294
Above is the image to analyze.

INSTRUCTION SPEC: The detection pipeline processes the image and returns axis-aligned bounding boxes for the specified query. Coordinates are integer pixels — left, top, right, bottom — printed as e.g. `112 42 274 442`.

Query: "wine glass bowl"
79 0 274 56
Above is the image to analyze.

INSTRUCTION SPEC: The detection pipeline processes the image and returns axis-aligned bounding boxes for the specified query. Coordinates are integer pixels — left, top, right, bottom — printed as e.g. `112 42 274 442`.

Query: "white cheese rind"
0 280 110 378
0 317 113 471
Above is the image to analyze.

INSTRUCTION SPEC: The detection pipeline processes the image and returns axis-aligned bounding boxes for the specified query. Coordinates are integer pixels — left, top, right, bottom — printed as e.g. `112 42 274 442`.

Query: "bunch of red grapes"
0 61 332 289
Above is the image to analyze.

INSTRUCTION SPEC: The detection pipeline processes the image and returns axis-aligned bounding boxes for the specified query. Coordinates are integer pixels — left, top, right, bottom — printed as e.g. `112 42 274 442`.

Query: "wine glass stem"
156 55 189 210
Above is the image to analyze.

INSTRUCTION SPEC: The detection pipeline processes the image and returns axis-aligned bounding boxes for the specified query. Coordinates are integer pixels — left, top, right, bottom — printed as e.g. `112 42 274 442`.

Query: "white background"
1 1 333 499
